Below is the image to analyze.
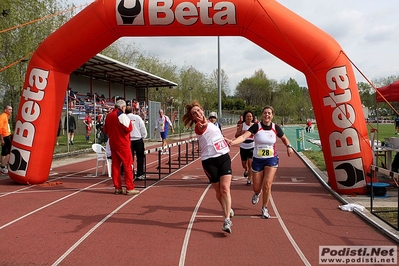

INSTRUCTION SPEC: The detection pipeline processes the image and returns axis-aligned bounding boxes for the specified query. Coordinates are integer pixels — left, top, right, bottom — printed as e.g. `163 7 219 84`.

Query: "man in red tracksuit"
103 99 140 195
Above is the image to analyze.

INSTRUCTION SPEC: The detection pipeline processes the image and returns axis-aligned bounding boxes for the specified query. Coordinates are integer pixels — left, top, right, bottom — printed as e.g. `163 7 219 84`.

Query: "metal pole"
94 94 97 144
217 36 222 120
66 90 70 152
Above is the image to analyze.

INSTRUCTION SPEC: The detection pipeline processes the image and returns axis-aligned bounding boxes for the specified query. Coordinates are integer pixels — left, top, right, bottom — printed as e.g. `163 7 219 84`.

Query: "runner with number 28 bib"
227 106 294 219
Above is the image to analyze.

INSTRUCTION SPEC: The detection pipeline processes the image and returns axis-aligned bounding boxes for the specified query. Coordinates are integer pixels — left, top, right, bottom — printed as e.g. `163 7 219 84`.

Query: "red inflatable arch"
10 0 373 194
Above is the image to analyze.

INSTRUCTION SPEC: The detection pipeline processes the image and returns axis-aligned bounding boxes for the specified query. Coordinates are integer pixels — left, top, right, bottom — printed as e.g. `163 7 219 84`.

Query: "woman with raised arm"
182 101 234 234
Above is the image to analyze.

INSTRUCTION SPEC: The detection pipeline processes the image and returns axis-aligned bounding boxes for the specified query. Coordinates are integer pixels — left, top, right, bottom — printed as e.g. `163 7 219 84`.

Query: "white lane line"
179 184 211 266
53 156 202 266
270 196 311 266
0 178 110 231
52 191 141 266
179 149 240 266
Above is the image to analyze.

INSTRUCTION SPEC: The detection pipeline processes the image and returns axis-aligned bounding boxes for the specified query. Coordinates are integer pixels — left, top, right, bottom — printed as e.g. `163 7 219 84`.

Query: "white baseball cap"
209 112 217 119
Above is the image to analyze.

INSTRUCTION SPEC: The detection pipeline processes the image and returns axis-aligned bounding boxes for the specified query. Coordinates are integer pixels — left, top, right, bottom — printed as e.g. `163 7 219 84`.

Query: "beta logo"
117 0 143 25
9 146 30 176
333 158 365 189
116 0 237 26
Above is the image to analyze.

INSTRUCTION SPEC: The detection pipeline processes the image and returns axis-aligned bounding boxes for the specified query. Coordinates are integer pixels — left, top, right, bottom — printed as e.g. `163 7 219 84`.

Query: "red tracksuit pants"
111 147 135 190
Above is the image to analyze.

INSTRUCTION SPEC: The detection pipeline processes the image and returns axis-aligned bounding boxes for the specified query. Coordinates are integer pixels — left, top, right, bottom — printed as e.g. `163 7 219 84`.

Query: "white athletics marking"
270 196 311 266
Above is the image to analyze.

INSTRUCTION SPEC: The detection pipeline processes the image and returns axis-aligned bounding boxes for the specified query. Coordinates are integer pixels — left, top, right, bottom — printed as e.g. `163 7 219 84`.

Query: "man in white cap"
209 112 222 132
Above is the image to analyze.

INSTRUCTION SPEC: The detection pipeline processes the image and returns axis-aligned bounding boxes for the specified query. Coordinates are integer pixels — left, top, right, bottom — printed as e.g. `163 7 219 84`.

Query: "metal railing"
369 165 399 230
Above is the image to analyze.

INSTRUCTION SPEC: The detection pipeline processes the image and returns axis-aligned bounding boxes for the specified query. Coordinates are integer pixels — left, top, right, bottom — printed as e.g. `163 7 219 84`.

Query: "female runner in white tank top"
235 110 255 185
182 101 234 234
227 106 293 219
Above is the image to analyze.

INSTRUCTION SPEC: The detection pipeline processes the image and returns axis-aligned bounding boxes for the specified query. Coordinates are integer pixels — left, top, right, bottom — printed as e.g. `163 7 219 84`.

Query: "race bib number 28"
257 146 274 158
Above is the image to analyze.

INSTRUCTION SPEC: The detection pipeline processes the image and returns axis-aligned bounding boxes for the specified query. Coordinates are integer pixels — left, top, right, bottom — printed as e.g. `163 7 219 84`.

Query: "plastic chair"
92 143 111 177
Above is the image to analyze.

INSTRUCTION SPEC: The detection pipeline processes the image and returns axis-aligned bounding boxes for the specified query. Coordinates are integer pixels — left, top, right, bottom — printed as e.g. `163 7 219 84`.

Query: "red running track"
0 127 398 265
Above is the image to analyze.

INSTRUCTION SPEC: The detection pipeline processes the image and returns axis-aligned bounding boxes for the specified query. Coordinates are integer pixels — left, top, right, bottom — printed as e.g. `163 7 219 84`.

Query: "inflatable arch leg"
10 0 373 194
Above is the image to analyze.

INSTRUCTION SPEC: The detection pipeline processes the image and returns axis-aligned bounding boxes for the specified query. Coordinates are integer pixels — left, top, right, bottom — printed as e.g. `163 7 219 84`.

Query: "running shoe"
222 219 232 234
252 193 260 205
135 175 145 180
126 189 140 195
246 179 251 186
261 206 270 219
243 170 248 178
230 208 234 218
0 168 8 174
114 188 123 194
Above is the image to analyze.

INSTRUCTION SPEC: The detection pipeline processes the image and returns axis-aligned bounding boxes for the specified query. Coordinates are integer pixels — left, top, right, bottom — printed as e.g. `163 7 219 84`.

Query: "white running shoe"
252 193 260 205
222 219 232 234
135 175 145 180
0 168 8 174
261 206 270 219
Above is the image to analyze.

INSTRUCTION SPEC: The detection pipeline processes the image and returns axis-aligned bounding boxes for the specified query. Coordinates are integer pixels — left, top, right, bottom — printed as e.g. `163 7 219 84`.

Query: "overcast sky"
67 0 399 92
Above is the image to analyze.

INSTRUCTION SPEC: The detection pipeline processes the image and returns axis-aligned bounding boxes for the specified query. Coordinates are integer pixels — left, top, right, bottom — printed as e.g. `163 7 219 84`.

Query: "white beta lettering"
324 66 360 157
331 103 355 129
13 120 35 147
149 0 236 26
329 128 360 156
326 66 349 91
21 101 40 122
14 68 49 148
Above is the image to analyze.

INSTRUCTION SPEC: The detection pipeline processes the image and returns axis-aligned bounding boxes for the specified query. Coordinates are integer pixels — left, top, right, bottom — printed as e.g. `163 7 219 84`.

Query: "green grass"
367 207 398 229
302 150 326 171
367 123 397 142
54 135 96 154
301 123 396 172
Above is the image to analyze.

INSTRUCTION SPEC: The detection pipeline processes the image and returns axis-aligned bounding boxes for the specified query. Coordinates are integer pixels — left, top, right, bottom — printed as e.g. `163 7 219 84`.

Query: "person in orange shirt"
0 105 12 174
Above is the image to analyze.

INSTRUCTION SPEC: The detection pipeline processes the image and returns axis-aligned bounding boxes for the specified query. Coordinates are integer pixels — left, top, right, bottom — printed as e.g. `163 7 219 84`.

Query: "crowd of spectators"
65 89 148 143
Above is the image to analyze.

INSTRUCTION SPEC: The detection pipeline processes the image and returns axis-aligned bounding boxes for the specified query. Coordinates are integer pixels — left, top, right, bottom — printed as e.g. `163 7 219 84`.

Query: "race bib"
256 145 274 158
212 137 229 153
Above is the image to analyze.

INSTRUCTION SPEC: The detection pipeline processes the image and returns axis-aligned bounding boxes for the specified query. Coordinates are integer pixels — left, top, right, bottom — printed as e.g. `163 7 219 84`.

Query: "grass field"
367 122 397 143
300 122 398 172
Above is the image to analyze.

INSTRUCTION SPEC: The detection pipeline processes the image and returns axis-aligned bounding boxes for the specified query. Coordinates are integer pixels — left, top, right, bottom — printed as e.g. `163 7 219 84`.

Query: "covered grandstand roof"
72 53 178 88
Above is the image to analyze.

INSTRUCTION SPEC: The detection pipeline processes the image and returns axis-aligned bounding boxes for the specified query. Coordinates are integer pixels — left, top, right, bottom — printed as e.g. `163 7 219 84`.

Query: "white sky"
67 0 399 92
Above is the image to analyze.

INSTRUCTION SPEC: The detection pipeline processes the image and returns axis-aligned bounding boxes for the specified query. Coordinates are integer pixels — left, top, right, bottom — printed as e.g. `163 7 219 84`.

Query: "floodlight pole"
217 36 222 119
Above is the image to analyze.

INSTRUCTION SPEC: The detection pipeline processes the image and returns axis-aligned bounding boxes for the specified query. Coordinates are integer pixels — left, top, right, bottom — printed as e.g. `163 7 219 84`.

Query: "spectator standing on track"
83 112 93 143
235 110 255 186
64 110 76 145
153 109 174 153
126 106 147 180
182 101 234 234
103 99 140 196
227 106 293 219
0 105 12 174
